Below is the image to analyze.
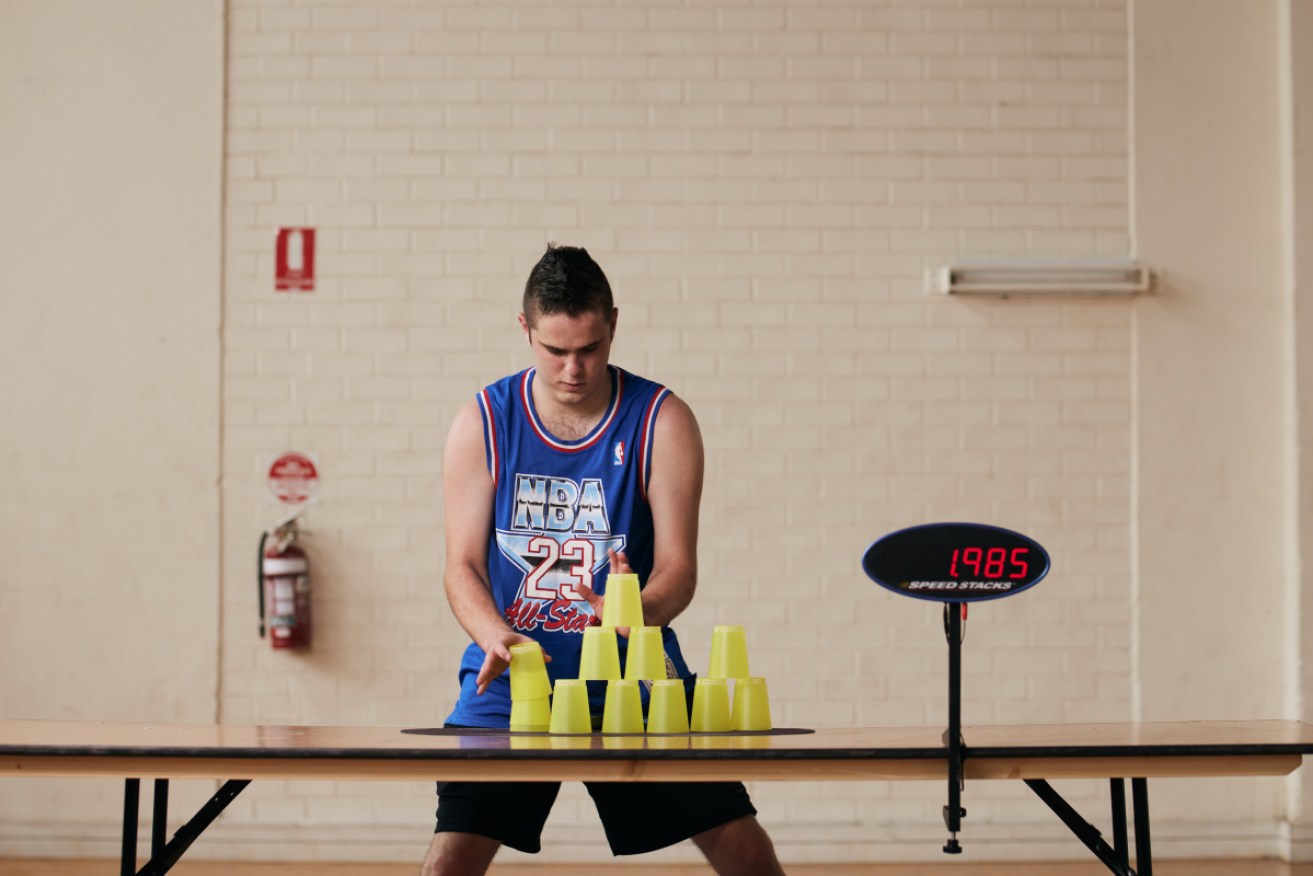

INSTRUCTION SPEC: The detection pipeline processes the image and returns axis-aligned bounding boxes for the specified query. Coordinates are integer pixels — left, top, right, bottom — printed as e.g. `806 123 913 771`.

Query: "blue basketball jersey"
446 365 694 727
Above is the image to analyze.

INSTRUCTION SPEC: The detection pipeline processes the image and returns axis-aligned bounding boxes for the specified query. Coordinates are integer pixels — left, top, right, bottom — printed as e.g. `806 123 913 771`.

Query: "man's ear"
518 312 532 344
609 307 618 339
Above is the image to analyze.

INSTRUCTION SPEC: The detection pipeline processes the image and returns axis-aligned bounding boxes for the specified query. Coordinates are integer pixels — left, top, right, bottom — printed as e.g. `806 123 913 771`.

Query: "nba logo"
613 441 625 466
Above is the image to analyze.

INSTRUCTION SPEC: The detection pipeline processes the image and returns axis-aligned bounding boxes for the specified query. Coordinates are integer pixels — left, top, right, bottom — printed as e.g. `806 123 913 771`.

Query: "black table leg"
137 779 251 876
117 777 250 876
1133 777 1153 876
1110 777 1129 867
152 779 169 860
1025 778 1136 876
121 779 140 876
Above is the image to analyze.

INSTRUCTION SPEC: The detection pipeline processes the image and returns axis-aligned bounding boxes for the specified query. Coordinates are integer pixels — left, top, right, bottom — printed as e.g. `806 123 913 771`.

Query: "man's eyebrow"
542 340 602 354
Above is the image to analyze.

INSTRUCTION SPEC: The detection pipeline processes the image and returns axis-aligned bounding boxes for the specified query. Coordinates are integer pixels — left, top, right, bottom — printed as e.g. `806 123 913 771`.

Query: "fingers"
574 581 604 624
475 633 550 695
608 548 633 574
574 580 597 605
475 649 505 696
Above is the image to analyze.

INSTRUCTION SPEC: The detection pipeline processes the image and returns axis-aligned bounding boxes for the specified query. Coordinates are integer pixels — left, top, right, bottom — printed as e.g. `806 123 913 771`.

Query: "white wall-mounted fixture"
937 260 1153 297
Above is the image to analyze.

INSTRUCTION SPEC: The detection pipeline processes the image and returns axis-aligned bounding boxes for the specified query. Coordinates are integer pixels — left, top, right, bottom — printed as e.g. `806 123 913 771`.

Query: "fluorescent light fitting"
938 260 1153 297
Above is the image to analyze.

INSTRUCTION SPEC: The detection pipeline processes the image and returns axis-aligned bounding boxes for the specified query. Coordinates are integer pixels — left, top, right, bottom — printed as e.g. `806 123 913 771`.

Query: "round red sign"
267 453 319 504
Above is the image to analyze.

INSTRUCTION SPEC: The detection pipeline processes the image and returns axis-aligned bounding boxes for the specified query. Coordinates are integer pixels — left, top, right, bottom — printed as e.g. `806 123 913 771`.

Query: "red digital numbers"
949 546 1030 580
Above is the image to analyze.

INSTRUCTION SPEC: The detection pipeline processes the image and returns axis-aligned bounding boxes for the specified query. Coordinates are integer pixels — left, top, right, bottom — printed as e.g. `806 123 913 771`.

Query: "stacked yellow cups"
509 642 551 732
706 625 771 732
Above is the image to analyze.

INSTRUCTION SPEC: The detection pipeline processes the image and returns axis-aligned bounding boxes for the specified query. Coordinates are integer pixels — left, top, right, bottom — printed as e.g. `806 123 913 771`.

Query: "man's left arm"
635 393 704 627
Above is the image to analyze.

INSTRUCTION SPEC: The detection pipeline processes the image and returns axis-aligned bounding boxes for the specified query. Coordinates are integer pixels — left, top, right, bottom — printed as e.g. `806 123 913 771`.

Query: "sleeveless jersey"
446 365 694 727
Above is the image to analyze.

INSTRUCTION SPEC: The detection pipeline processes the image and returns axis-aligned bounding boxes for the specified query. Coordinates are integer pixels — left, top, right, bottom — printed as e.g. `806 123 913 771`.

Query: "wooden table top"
2 719 1310 783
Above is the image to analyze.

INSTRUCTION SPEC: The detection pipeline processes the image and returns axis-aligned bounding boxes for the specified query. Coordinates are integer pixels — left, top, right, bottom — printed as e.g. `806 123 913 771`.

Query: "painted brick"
220 0 1135 853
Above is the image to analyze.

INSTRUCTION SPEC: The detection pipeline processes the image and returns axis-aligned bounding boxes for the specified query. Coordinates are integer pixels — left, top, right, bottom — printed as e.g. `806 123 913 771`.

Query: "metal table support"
121 777 251 875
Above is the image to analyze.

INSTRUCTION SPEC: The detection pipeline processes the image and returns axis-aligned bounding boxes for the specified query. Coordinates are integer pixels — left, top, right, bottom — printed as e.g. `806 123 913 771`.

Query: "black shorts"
434 778 757 856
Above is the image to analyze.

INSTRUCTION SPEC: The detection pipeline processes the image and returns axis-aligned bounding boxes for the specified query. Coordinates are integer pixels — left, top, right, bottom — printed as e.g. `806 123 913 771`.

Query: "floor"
1 861 1311 875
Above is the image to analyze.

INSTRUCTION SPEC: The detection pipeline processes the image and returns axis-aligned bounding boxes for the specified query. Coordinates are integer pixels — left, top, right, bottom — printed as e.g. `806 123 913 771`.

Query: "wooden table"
4 719 1312 876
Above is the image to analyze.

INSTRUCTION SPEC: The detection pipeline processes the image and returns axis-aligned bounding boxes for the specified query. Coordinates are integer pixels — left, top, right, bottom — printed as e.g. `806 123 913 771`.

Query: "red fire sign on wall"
267 452 319 505
275 228 315 292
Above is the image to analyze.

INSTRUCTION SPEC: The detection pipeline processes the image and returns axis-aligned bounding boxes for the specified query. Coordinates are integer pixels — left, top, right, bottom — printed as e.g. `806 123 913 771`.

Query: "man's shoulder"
479 369 532 403
484 368 531 390
613 365 666 397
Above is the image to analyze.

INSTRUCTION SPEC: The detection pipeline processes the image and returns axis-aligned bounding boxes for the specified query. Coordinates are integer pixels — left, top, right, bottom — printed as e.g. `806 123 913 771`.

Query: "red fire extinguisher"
259 513 311 649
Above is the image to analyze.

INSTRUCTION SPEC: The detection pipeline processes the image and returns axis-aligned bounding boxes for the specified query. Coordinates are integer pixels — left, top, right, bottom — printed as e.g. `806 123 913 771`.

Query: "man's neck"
531 368 612 441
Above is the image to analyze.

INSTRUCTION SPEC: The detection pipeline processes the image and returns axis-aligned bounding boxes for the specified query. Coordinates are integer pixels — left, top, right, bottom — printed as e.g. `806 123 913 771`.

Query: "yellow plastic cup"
578 626 622 680
624 626 667 681
731 677 773 731
646 678 690 735
601 679 644 734
690 677 731 732
601 573 644 630
509 695 550 733
708 625 750 679
509 642 552 700
549 679 593 735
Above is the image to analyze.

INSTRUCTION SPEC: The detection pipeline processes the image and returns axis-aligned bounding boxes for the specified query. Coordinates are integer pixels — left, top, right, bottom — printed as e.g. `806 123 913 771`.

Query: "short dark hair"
522 244 614 328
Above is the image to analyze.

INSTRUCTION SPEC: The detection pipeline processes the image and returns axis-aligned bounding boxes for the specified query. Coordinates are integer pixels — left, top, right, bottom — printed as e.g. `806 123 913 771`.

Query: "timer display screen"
862 522 1049 603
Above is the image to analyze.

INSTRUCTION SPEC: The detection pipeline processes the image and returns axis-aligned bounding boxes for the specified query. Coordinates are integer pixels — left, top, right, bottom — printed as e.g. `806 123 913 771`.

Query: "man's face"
518 307 618 407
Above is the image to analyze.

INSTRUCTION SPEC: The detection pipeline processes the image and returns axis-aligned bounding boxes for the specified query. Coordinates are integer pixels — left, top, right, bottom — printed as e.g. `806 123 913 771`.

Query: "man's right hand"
475 631 549 695
573 547 637 635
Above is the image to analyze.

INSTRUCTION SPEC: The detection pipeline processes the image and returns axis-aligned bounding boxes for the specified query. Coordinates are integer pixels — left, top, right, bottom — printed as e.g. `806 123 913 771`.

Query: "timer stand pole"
943 602 965 854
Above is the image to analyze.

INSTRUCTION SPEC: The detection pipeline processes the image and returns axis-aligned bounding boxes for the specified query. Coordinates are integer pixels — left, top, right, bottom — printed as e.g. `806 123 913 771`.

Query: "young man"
421 245 784 875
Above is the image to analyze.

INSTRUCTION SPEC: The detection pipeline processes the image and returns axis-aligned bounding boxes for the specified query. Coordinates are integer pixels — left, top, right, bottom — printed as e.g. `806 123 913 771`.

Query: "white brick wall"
222 0 1132 862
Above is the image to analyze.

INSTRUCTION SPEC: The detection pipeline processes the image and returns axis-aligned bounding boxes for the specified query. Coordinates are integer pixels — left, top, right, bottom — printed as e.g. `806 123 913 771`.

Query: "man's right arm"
443 398 539 694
